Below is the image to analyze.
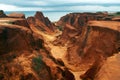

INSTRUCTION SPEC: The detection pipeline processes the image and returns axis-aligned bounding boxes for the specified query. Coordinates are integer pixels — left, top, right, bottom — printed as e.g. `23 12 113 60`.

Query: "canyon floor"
36 31 84 80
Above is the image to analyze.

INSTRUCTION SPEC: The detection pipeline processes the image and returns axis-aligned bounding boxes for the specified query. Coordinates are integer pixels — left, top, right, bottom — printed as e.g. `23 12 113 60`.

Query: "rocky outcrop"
27 11 55 34
62 21 120 80
65 20 120 67
55 13 108 45
57 13 107 26
0 18 30 28
54 12 120 80
81 52 120 80
0 10 6 18
0 23 42 79
0 12 74 80
13 19 30 28
7 12 25 18
0 24 34 54
55 13 119 67
94 52 120 80
112 16 120 21
0 25 74 80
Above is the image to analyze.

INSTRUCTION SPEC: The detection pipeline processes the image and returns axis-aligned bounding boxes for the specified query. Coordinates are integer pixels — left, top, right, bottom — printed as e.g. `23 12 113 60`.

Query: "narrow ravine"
36 34 84 79
45 35 85 80
30 25 86 80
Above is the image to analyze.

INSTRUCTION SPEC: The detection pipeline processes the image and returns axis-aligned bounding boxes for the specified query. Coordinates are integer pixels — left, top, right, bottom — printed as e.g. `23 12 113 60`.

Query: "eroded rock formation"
27 11 55 34
55 12 108 45
55 12 120 80
0 12 75 80
0 11 120 80
7 12 25 18
81 52 120 80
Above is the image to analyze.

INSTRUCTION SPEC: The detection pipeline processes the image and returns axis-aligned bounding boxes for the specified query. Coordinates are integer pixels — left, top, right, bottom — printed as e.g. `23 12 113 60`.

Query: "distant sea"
5 11 73 22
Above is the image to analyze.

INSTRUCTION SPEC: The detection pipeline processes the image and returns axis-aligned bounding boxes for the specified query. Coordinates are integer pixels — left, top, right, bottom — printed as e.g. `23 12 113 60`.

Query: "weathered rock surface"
0 12 75 80
27 11 55 34
0 24 34 54
55 12 108 45
78 21 120 80
0 25 74 80
81 52 120 80
112 16 120 21
7 12 25 18
55 13 120 80
13 19 30 28
65 21 120 69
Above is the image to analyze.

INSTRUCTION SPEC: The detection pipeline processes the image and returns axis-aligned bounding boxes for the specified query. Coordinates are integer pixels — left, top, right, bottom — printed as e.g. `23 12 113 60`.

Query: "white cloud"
0 4 17 11
0 0 120 12
68 5 120 11
32 1 48 6
0 3 53 11
47 0 120 3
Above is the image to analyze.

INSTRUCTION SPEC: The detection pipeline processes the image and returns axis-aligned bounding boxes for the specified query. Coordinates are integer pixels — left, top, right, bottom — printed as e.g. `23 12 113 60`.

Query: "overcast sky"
0 0 120 11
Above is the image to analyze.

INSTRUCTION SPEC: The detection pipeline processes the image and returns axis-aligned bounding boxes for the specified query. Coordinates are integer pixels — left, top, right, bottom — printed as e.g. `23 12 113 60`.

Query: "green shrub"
32 56 43 71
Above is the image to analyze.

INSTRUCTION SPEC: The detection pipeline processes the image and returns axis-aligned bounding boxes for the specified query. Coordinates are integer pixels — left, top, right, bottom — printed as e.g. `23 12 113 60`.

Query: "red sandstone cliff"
0 11 120 80
7 12 25 18
55 13 120 80
65 20 120 67
0 12 74 80
27 11 55 34
55 13 108 45
81 52 120 80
